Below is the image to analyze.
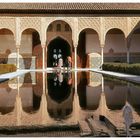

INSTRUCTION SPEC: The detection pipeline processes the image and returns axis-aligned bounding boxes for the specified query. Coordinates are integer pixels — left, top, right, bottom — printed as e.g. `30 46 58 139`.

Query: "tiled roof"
0 3 140 14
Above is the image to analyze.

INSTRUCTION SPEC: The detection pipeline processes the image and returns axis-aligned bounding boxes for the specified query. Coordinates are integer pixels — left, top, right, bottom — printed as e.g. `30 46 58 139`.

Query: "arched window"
56 24 61 31
65 24 70 31
48 24 53 31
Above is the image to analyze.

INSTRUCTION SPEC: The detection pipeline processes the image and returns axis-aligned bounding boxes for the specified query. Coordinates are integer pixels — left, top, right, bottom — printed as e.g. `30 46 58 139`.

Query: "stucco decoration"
8 53 25 69
78 17 100 37
8 77 24 89
0 17 16 36
88 53 102 69
88 71 102 87
20 17 41 36
104 17 127 38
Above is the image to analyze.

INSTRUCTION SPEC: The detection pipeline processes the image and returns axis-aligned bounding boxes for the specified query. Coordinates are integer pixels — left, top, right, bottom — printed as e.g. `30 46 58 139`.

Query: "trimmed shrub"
102 63 140 75
0 64 16 74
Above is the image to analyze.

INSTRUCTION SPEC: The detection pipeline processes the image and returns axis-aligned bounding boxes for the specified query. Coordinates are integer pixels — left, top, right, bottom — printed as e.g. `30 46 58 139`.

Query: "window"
56 24 61 31
65 24 70 31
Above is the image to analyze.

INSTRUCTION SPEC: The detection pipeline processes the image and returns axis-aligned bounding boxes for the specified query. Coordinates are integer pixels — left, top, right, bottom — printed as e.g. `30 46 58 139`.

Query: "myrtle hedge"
102 63 140 75
0 64 16 74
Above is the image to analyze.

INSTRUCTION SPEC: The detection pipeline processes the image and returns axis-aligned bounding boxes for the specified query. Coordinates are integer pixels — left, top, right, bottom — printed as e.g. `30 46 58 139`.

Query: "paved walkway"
92 69 140 84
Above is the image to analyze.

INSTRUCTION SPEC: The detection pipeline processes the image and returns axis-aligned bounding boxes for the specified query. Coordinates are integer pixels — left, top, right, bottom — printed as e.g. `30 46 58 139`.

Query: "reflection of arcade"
77 72 101 110
22 72 42 113
104 77 128 110
0 80 16 114
47 72 73 119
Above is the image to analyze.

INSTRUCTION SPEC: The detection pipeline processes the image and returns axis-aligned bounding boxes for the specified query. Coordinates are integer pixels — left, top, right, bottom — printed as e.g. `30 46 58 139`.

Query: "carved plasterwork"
45 17 75 44
78 17 100 36
0 17 16 36
45 17 74 32
104 17 127 37
131 17 140 32
20 17 41 35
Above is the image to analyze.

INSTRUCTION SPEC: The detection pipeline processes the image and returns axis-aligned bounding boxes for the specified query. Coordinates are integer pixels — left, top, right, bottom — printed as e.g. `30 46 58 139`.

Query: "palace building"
0 3 140 69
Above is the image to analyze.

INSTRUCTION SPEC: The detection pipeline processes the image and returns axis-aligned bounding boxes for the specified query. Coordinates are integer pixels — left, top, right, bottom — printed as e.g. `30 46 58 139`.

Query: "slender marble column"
16 46 20 70
42 45 45 70
74 46 77 70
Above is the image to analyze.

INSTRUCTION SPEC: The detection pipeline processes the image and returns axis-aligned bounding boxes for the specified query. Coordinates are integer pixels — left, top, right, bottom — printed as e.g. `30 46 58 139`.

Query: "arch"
104 27 126 38
46 20 72 42
46 19 73 33
0 28 16 65
105 28 126 63
0 28 14 35
47 37 72 67
20 27 41 38
21 28 40 36
20 28 41 69
105 28 125 38
77 28 100 68
78 27 100 38
128 28 140 63
47 35 72 48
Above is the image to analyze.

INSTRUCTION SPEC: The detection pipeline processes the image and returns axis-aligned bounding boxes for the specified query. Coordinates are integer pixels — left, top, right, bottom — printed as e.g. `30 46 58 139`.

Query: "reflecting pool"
0 71 140 131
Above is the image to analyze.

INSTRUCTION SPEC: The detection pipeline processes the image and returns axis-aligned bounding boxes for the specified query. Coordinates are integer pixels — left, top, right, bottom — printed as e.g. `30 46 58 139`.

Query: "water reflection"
104 77 127 110
104 76 140 112
47 72 74 120
21 72 42 113
0 71 140 129
47 72 73 103
77 72 102 110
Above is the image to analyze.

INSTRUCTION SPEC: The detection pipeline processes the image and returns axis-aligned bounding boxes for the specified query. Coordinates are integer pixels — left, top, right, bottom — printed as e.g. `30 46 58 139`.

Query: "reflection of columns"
40 72 50 124
101 76 104 93
125 40 130 64
127 47 130 64
101 44 104 66
15 76 22 126
42 45 45 70
74 71 79 122
100 93 107 116
16 45 20 70
74 46 77 70
75 71 77 94
99 76 108 116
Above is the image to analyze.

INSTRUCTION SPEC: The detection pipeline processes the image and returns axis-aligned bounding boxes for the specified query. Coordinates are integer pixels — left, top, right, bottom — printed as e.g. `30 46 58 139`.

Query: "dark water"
0 71 140 128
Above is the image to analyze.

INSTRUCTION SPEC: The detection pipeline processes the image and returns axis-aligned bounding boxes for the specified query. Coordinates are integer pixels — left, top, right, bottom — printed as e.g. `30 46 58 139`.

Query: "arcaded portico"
0 3 140 70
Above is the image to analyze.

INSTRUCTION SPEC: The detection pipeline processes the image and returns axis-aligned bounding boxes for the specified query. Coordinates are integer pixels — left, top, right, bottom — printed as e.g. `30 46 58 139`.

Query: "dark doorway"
47 37 71 67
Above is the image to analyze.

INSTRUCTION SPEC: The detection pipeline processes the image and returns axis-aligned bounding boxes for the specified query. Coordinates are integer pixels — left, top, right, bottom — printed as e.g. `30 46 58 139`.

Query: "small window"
65 24 70 31
48 24 53 31
56 24 61 31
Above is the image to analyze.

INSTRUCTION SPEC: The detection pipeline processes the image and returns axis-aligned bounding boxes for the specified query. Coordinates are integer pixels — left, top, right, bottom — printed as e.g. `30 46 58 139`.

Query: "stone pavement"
92 69 140 84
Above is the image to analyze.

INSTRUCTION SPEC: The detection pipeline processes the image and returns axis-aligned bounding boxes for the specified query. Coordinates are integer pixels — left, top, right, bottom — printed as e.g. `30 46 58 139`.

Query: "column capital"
74 44 78 48
100 44 105 48
42 44 46 48
16 45 20 49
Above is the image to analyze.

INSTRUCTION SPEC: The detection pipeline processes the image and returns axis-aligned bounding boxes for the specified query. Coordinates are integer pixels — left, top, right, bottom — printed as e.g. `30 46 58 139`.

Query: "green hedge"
0 64 16 74
102 63 140 75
